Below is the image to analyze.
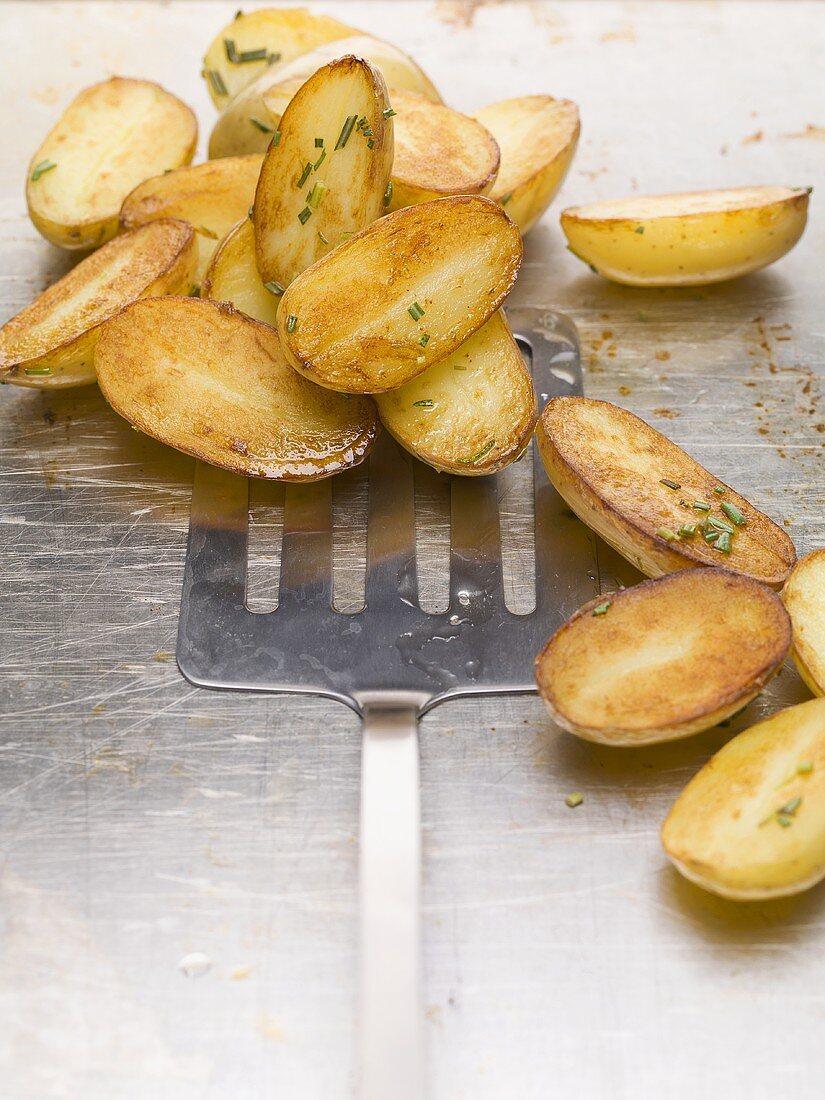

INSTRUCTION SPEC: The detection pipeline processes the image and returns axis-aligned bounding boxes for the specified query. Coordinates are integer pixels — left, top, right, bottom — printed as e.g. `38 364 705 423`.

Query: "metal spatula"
177 307 597 1100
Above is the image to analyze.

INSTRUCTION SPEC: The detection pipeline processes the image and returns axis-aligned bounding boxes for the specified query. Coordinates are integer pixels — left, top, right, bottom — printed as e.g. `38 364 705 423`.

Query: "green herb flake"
714 485 726 495
678 523 697 538
313 147 327 171
383 107 396 119
248 205 255 221
267 52 281 65
565 792 584 808
223 37 239 63
777 814 793 827
500 192 513 206
250 116 273 133
24 367 52 375
634 225 645 234
286 314 298 333
238 47 268 63
780 796 803 816
705 529 719 543
693 501 711 512
413 399 434 408
408 302 425 322
419 334 430 348
263 281 285 297
31 160 57 182
656 526 679 542
797 761 814 775
335 114 358 150
271 130 281 148
307 181 328 209
458 440 496 465
206 69 228 96
367 138 375 149
314 137 324 148
298 206 312 225
416 355 426 365
660 478 681 490
383 181 393 208
592 601 612 616
707 515 735 535
715 531 732 554
721 501 746 527
297 161 313 189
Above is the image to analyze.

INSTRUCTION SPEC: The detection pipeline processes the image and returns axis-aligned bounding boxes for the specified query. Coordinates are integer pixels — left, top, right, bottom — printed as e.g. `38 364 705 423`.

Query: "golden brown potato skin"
538 396 796 589
782 549 825 696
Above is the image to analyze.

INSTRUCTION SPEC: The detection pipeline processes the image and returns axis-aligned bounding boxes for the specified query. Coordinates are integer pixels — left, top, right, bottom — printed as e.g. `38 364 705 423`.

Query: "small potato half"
202 218 280 328
27 77 197 250
536 569 791 746
278 195 523 393
538 397 796 589
119 156 263 285
254 56 393 287
376 312 536 475
561 186 810 286
662 698 825 899
95 297 377 480
783 549 825 696
0 220 196 388
473 96 580 234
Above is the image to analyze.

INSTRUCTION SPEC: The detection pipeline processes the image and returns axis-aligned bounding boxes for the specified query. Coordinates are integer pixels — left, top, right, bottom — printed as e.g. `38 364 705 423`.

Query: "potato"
27 77 197 250
202 218 280 328
538 397 796 589
376 312 535 474
782 550 825 696
561 186 810 286
94 297 377 481
209 34 441 159
201 7 356 109
0 220 196 389
662 698 825 899
254 56 393 287
277 195 523 393
535 569 791 746
473 96 579 234
119 156 263 286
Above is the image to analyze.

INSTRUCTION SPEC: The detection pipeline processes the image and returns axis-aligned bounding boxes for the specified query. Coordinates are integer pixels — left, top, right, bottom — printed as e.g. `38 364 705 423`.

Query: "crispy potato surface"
254 56 393 287
376 312 535 474
277 195 523 393
536 569 791 745
202 7 356 109
783 549 825 696
538 397 796 589
94 297 376 480
119 156 263 285
27 77 197 250
561 186 810 286
0 220 196 388
473 96 579 233
202 218 280 328
662 698 825 899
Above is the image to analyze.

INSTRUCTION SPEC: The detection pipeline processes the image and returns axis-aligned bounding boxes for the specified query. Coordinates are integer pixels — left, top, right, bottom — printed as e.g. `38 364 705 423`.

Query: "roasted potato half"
536 569 791 746
254 56 393 288
94 297 377 480
209 34 441 159
376 312 536 474
202 218 280 328
561 186 810 286
119 156 263 285
278 195 523 393
27 77 197 250
662 698 825 899
201 7 356 109
783 549 825 696
473 96 579 234
0 220 196 388
538 397 796 589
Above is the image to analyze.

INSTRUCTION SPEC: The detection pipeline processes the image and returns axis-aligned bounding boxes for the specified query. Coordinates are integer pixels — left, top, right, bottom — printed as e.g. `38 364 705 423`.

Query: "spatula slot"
246 479 284 613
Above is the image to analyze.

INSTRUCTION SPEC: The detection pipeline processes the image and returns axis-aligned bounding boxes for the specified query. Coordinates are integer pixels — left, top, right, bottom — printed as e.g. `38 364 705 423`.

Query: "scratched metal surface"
1 2 824 1097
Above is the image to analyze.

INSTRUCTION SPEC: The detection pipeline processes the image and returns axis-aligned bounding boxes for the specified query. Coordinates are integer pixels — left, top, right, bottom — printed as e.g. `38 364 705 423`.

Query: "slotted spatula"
177 307 598 1100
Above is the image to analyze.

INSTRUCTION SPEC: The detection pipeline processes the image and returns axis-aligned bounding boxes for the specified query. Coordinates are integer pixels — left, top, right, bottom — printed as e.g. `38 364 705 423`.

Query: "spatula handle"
357 698 424 1100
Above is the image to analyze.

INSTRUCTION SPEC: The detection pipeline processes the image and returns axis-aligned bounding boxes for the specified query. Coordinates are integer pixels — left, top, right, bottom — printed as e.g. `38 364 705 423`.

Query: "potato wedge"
782 550 825 696
277 195 523 393
535 569 791 746
94 297 377 480
202 218 280 328
473 96 579 234
0 220 196 389
376 312 536 474
561 186 810 286
662 698 825 899
254 56 393 287
201 7 357 109
538 397 796 589
119 156 263 285
27 77 197 250
209 34 441 159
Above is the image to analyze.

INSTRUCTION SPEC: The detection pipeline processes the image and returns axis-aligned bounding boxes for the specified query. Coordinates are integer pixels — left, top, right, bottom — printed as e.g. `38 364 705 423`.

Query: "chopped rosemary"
592 601 612 616
780 796 803 816
660 478 681 490
565 792 584 808
206 69 228 96
408 302 425 321
678 523 697 538
419 334 430 348
318 230 329 245
458 440 495 465
383 181 393 208
263 280 285 296
413 399 434 408
501 192 513 206
31 160 57 181
656 526 679 542
286 314 298 333
298 206 312 225
707 515 735 534
634 225 645 234
313 147 327 171
307 181 328 209
237 47 268 63
714 485 726 494
383 107 396 119
693 501 711 511
314 137 324 148
24 366 52 375
721 501 746 527
250 116 273 133
223 37 239 62
297 161 312 188
705 529 719 543
335 114 358 149
271 130 281 147
715 531 732 554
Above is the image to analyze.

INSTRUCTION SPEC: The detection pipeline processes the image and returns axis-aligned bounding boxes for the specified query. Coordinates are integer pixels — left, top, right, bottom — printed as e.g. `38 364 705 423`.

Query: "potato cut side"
473 96 579 234
254 56 394 288
662 698 825 899
538 397 796 589
783 550 825 696
209 34 442 159
561 186 810 286
202 218 280 328
119 156 263 285
27 77 197 250
0 220 196 388
201 7 357 109
376 312 535 475
94 297 377 480
536 569 791 746
278 195 523 393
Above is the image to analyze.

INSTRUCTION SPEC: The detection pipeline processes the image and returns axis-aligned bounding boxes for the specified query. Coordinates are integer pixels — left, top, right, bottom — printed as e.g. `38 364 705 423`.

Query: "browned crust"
561 188 810 227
